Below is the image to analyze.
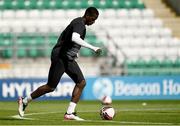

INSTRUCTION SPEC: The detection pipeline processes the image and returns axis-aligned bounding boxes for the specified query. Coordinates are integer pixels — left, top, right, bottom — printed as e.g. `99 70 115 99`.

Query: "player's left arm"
72 22 102 54
72 32 101 53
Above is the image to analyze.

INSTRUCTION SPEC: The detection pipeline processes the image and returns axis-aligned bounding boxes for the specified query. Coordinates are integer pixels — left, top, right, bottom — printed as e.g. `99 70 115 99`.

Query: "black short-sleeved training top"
53 17 86 60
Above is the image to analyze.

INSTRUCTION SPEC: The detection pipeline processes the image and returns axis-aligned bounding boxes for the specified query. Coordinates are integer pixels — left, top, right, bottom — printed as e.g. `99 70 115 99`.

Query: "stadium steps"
142 0 180 38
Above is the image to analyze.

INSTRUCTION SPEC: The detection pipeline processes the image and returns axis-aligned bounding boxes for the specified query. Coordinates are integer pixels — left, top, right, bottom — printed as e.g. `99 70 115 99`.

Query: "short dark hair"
84 7 99 16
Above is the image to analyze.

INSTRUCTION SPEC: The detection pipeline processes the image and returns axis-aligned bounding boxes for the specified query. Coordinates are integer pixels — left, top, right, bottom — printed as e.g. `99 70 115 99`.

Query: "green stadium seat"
3 39 12 46
160 68 172 75
147 58 160 68
86 0 98 8
60 0 72 9
17 48 27 58
172 68 180 75
174 58 180 68
37 48 46 57
135 1 145 9
135 59 146 68
1 0 11 9
0 0 5 9
109 0 120 8
46 0 56 9
71 0 88 9
0 33 13 58
0 33 13 41
17 34 32 46
119 0 133 9
144 68 159 75
91 39 103 47
48 34 58 45
2 49 13 58
80 47 93 57
0 38 3 46
34 35 45 45
97 0 110 9
86 33 96 40
44 48 52 57
36 0 46 9
28 48 38 58
28 37 38 46
23 0 36 9
124 59 135 68
126 69 139 76
17 38 27 46
10 0 24 9
160 59 173 68
17 34 44 46
50 0 62 9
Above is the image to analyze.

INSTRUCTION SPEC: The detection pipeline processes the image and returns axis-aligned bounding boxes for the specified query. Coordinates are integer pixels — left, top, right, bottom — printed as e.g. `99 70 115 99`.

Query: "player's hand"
94 47 102 56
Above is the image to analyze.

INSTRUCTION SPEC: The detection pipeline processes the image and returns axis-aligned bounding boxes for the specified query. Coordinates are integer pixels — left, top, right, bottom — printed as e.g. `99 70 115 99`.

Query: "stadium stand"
0 0 180 78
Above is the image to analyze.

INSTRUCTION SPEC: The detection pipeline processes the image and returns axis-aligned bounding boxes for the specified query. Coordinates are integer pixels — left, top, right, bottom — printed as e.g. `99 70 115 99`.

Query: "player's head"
84 7 99 26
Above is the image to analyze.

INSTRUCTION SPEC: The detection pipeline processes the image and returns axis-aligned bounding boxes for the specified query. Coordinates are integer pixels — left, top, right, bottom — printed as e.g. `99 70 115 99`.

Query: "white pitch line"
11 115 35 120
82 120 175 125
11 108 180 125
62 119 176 125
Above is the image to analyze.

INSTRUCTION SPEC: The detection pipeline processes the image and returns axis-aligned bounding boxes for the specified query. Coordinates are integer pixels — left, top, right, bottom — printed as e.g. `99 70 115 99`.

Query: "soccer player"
18 7 101 120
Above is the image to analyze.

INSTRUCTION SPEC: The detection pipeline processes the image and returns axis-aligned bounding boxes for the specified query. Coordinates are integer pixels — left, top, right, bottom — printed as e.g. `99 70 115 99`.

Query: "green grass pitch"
0 100 180 125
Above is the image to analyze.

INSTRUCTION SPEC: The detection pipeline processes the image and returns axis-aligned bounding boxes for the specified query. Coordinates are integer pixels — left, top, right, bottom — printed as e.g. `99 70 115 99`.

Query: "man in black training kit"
18 7 101 120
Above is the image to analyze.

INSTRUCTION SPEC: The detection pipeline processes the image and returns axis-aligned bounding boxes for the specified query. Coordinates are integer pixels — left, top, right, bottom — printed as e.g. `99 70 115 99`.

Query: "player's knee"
78 80 86 88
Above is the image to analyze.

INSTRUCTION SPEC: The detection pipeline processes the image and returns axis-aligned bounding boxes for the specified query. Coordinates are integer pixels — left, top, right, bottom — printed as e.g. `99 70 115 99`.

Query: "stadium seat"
160 58 173 68
135 58 146 68
2 10 15 19
97 0 110 9
28 48 38 58
17 48 27 58
67 0 89 9
25 0 37 9
170 38 180 47
28 10 41 19
80 47 93 57
124 59 136 68
174 58 180 68
15 10 28 18
147 58 160 68
48 34 58 45
1 48 13 58
142 9 154 18
35 0 49 9
1 0 12 9
44 48 52 57
40 10 53 19
10 0 25 9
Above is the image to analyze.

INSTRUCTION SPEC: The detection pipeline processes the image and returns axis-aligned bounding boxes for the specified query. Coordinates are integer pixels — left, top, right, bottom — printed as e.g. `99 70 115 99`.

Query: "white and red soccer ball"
101 96 112 105
100 106 115 120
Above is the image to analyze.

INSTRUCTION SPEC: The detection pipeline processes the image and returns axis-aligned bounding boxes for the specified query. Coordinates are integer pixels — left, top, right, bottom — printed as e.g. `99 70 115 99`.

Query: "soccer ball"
100 106 115 120
101 96 112 105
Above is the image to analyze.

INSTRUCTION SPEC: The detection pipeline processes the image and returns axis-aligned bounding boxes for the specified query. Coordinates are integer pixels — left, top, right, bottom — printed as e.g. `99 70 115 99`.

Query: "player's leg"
18 58 65 117
71 79 86 103
30 58 65 99
64 60 86 120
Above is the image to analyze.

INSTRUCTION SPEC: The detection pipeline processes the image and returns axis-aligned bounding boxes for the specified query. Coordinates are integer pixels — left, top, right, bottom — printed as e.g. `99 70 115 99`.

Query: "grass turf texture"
0 100 180 125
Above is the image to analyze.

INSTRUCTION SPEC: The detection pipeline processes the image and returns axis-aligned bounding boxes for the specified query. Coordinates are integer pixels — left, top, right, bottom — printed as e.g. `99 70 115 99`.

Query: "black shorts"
47 48 85 88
